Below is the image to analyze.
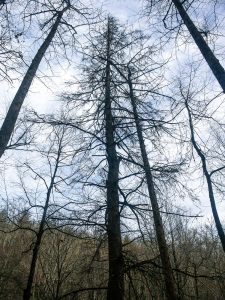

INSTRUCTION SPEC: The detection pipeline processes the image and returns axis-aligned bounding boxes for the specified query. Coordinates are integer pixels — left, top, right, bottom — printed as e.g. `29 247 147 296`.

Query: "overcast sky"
1 0 225 225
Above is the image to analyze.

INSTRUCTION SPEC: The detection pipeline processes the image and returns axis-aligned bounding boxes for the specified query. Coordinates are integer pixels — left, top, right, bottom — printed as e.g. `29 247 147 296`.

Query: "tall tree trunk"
185 99 225 252
104 19 124 300
0 9 66 158
172 0 225 92
127 68 177 300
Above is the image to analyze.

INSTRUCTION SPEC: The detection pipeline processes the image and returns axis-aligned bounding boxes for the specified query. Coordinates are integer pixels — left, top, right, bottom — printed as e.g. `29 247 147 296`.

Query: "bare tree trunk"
23 228 44 300
185 99 225 252
104 19 124 300
127 68 177 300
172 0 225 92
0 9 66 158
23 140 61 300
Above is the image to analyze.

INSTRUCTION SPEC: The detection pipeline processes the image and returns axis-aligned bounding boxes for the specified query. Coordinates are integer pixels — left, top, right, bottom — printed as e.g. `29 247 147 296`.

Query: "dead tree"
126 67 177 300
13 122 85 300
0 0 93 158
181 85 225 253
0 3 69 158
171 0 225 92
44 16 126 299
145 0 225 92
107 40 178 297
103 17 124 300
22 127 68 300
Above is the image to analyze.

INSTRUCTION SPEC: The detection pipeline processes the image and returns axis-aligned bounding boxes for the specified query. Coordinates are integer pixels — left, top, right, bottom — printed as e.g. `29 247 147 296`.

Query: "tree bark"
172 0 225 92
127 68 177 300
0 9 66 158
104 19 124 300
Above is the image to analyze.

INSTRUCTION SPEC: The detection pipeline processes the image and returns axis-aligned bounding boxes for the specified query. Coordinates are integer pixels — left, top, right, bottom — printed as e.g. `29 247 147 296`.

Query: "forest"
0 0 225 299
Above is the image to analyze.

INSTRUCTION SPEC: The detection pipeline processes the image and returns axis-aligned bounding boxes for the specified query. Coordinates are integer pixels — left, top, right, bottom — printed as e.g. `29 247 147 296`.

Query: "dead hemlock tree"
53 16 135 300
66 19 185 299
146 0 225 256
177 75 225 253
126 70 178 300
61 18 185 299
105 31 184 298
0 0 94 158
144 0 225 93
84 17 124 300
